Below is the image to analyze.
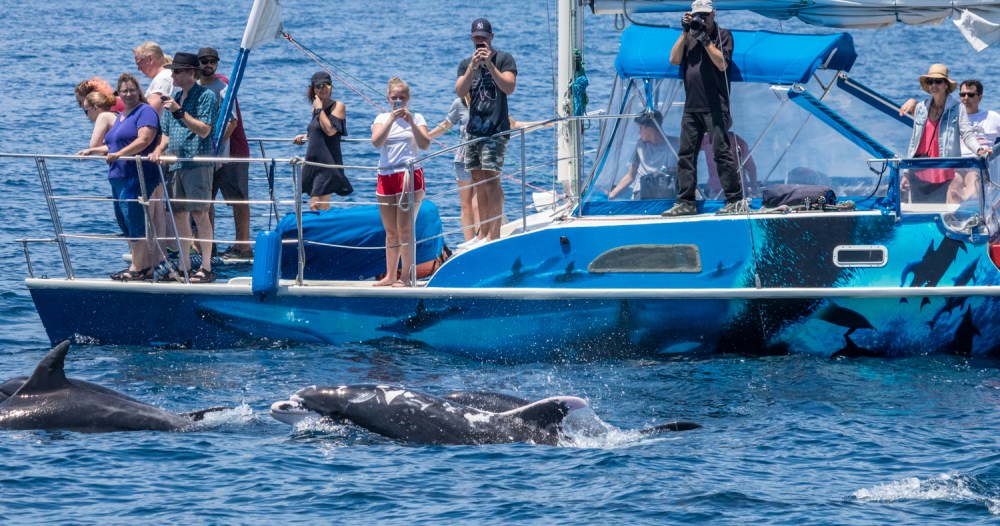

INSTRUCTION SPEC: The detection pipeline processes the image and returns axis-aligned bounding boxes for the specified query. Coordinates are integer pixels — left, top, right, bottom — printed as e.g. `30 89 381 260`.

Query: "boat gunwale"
24 277 1000 300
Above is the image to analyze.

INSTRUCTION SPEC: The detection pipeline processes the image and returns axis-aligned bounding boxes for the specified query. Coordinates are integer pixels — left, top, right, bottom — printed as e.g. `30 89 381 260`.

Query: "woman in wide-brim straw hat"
899 63 983 204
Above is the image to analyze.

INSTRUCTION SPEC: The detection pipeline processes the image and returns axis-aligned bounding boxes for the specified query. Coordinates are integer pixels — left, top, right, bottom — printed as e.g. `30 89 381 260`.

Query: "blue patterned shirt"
162 83 219 170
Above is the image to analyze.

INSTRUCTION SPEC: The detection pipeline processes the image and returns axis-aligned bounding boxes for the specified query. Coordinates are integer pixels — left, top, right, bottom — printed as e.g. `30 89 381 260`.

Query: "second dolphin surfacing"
271 384 699 445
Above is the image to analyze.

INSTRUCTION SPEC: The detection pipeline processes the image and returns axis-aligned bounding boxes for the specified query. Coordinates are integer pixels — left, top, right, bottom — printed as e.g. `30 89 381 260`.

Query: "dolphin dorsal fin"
15 341 72 395
500 396 588 427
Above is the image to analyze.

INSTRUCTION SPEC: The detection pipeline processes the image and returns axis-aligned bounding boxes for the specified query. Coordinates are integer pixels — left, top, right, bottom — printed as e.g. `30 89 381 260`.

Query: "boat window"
833 245 887 267
589 244 702 273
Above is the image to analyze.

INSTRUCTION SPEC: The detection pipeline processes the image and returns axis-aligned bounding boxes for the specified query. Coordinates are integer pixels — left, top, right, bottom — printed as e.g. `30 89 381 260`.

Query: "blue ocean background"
3 0 1000 522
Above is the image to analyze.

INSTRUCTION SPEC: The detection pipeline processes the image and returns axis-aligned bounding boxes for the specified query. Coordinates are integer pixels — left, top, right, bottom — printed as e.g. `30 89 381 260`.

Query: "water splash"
853 473 1000 515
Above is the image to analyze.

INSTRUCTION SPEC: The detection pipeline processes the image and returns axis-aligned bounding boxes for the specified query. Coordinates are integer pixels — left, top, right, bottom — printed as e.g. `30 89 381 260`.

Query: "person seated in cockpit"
608 111 677 200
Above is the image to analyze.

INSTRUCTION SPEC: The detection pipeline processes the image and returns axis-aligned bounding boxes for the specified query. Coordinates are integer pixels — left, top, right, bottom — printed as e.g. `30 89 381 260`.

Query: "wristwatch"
171 108 186 120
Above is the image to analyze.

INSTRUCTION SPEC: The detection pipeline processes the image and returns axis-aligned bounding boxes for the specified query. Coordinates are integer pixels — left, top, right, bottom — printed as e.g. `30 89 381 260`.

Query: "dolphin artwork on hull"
271 384 700 445
0 341 227 432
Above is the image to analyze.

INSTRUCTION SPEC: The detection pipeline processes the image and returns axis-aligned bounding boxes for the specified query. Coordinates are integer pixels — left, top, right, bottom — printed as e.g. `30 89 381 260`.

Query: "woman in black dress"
293 71 353 210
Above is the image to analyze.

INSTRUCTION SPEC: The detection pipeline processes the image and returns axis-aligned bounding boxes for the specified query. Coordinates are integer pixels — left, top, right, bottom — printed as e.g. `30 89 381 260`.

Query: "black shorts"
212 162 249 204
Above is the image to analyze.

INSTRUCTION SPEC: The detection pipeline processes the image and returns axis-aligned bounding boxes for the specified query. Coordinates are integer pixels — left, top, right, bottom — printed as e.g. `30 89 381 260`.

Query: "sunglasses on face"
925 78 946 85
82 106 95 114
959 92 979 98
200 58 218 65
313 82 332 89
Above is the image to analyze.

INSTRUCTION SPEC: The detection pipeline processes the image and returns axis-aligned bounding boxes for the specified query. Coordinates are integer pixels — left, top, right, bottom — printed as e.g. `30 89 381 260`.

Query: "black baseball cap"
197 47 220 60
310 71 333 87
471 18 493 38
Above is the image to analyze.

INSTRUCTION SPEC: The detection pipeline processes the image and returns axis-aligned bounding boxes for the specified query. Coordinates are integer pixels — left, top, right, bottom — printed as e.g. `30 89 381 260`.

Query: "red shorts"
377 167 425 196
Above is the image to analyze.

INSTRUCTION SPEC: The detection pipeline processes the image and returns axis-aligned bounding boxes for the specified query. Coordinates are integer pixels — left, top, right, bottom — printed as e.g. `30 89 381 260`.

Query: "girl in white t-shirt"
371 77 431 287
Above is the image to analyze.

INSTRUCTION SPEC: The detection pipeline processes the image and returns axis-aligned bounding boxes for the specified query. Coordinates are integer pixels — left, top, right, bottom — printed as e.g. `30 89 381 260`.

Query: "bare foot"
391 280 406 288
373 277 396 287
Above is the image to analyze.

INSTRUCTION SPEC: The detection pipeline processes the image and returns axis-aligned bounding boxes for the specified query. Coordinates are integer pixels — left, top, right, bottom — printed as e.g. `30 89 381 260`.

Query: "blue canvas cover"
276 202 444 280
614 26 856 83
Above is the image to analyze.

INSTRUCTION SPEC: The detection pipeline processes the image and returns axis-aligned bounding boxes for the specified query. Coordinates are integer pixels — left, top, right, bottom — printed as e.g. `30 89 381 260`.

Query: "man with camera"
663 0 744 217
455 18 517 248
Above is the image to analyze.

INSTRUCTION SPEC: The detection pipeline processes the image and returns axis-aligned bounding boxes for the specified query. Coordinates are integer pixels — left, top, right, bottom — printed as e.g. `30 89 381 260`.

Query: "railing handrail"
12 113 588 284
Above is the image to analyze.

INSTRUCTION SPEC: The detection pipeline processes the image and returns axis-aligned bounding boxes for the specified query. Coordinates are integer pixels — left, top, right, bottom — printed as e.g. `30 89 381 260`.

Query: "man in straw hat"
663 0 745 217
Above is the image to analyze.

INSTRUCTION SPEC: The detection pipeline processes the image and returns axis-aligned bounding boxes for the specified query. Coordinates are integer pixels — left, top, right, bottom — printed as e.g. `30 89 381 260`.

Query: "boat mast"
557 0 585 200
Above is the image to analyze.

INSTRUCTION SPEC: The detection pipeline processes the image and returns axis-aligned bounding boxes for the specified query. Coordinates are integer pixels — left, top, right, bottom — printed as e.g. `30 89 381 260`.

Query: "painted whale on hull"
271 384 700 445
0 341 226 432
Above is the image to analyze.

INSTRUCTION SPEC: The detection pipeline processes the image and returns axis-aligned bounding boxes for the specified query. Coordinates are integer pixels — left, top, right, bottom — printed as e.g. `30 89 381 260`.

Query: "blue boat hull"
27 279 1000 361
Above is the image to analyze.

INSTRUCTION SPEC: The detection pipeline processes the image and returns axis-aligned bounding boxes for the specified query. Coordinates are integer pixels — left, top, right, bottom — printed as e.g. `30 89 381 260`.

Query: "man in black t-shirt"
455 18 517 246
663 0 744 217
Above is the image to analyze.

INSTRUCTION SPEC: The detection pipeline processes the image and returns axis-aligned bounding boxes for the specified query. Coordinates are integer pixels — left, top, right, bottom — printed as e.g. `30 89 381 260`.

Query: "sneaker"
716 199 751 215
661 202 697 217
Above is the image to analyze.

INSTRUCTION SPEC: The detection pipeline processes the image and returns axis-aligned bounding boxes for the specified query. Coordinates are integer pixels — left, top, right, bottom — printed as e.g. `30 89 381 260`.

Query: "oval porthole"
589 244 702 273
833 245 887 268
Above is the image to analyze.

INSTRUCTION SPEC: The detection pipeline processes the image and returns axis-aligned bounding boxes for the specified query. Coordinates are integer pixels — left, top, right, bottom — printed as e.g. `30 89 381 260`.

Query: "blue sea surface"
3 0 1000 523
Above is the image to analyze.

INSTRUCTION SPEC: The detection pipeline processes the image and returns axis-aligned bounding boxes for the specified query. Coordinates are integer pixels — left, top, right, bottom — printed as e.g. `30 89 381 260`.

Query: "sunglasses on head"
925 78 947 85
313 82 332 89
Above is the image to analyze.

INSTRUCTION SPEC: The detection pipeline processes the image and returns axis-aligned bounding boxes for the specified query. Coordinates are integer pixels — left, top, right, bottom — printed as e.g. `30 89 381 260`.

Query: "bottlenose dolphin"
0 341 226 432
271 384 699 445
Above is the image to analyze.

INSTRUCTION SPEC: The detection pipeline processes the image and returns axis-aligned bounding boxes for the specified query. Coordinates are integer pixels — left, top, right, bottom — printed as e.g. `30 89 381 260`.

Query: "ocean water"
3 0 1000 523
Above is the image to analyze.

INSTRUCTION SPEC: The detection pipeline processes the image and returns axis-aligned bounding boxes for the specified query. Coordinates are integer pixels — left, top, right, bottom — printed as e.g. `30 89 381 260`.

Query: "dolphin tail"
501 396 588 428
640 421 701 434
180 406 232 422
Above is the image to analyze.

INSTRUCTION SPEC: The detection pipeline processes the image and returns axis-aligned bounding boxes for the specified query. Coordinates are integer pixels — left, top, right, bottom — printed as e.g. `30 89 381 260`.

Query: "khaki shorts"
168 165 213 212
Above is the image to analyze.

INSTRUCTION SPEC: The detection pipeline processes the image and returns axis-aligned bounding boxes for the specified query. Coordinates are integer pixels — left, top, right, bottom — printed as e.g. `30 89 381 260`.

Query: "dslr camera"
689 14 705 32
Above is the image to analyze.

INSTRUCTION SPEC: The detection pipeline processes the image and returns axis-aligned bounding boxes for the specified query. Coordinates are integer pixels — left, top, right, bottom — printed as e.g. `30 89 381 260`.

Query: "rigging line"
283 32 555 192
545 0 558 116
283 32 388 112
282 32 456 150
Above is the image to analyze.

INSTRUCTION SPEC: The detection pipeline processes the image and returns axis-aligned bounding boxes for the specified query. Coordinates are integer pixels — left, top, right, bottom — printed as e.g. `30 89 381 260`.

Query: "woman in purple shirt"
78 73 161 280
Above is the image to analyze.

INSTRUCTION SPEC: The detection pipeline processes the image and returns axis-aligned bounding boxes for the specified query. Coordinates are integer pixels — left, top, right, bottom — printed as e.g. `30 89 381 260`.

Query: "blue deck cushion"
275 202 444 280
614 26 856 83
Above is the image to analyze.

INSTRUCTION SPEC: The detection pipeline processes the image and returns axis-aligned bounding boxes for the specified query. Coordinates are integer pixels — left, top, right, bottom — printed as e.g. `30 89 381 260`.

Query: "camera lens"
690 15 704 31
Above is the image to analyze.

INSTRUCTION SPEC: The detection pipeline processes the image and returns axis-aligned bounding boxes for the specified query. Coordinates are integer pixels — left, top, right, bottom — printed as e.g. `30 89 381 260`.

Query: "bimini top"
614 26 856 84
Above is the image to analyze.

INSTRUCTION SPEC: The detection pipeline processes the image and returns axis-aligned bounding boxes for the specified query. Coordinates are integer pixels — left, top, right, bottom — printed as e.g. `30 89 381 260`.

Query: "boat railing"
7 116 578 284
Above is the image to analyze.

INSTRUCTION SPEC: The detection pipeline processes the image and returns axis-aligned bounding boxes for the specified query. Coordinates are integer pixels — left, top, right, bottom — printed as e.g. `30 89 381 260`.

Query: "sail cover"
242 0 284 50
615 26 856 83
589 0 1000 48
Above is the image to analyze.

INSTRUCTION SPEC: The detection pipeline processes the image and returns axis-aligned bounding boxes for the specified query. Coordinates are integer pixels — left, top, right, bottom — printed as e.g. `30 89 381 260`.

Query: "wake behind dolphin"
271 384 699 445
0 341 229 432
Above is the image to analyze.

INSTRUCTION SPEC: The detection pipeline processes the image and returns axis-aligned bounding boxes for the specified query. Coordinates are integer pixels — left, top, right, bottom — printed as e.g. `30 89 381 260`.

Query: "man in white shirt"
950 79 999 202
959 79 1000 156
134 41 173 116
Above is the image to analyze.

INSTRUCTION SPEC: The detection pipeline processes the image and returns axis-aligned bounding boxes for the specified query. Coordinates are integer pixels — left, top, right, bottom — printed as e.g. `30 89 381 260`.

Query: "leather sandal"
189 268 216 284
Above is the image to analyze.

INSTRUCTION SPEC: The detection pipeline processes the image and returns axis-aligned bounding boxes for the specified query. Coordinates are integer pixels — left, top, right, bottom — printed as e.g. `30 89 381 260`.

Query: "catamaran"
14 0 1000 360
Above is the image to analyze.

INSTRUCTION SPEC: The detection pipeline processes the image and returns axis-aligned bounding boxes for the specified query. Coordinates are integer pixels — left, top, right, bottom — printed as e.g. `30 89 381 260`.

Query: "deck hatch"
833 245 887 267
589 244 702 273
